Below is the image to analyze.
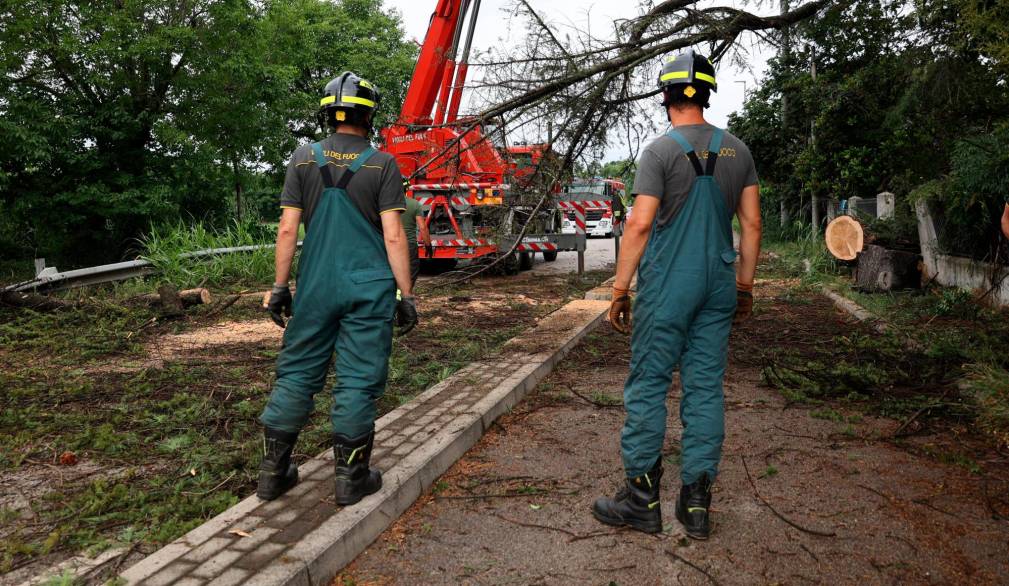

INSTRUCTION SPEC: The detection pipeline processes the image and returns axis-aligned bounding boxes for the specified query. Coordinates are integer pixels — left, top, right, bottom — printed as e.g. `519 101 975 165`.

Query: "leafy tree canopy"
0 0 416 266
728 0 1009 259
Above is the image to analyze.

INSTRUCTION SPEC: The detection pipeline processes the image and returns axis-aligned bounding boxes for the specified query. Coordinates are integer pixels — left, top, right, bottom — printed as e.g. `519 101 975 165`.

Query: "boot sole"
591 508 662 534
334 481 382 506
257 470 299 501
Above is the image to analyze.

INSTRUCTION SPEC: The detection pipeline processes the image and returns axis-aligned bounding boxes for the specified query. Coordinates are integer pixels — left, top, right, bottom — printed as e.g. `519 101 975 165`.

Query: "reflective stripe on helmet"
695 72 716 85
319 95 376 108
660 70 716 85
660 70 690 82
341 95 376 107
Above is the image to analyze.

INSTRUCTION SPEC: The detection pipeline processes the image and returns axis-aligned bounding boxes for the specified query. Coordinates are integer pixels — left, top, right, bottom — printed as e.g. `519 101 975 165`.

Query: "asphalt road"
530 236 617 275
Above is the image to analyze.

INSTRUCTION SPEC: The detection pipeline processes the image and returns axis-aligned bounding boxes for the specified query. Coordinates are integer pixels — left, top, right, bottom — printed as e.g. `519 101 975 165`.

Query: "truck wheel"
543 250 558 262
519 251 534 271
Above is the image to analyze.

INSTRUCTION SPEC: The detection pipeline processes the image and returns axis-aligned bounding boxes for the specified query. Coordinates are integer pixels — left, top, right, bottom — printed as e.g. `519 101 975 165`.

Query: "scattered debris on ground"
0 269 610 583
338 274 1009 585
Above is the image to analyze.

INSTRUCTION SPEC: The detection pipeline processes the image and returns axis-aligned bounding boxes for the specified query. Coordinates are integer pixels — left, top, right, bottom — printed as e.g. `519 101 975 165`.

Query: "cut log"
139 287 212 308
855 245 922 292
0 290 71 311
825 216 864 261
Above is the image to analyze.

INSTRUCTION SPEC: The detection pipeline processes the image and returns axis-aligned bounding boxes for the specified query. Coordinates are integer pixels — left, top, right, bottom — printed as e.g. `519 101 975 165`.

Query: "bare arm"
418 211 431 245
274 207 302 285
1001 203 1009 240
614 195 659 290
381 211 414 297
736 184 761 287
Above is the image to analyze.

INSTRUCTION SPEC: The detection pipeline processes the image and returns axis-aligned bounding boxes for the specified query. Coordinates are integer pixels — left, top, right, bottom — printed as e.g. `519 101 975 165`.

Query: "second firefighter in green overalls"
257 72 418 506
593 51 762 539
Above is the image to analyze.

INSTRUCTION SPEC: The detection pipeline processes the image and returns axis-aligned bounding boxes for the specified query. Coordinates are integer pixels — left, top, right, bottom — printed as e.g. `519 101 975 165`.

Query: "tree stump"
825 216 864 261
855 245 922 292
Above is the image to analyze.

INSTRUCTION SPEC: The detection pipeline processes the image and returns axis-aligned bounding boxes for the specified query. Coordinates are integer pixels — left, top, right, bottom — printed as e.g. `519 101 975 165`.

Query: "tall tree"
0 0 416 266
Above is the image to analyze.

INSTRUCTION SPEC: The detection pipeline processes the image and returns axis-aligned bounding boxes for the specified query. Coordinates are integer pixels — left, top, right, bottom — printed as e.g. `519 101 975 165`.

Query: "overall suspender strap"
336 146 378 189
705 128 724 176
666 129 704 177
310 143 336 188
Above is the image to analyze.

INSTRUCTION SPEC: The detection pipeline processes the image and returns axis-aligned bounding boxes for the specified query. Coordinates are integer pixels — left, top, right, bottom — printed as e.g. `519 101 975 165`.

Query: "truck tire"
543 250 558 262
519 251 534 271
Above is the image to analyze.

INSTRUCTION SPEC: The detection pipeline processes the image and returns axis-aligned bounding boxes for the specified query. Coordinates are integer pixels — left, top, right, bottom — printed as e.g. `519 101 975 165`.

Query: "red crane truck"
381 0 580 272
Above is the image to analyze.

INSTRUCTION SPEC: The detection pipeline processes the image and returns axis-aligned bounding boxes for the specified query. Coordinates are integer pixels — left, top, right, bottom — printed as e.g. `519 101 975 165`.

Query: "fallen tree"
420 0 836 286
138 287 212 308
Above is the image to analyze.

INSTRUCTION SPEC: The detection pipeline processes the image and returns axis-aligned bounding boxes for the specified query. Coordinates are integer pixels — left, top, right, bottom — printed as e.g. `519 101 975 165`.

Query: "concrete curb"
116 296 610 586
822 287 888 333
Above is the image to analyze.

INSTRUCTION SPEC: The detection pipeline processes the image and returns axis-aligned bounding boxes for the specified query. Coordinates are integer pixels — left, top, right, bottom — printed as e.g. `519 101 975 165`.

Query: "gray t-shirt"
632 124 757 227
280 133 405 233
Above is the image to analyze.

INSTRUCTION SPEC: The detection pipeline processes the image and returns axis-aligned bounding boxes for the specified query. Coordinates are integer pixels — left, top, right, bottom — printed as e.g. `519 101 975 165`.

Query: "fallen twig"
741 456 837 537
890 387 954 438
665 550 722 586
799 542 819 563
491 512 578 537
182 471 236 496
566 529 621 543
565 384 623 408
207 294 242 317
491 512 616 542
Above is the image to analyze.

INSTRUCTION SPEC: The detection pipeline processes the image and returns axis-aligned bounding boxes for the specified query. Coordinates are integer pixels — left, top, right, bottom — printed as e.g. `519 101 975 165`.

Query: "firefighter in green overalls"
256 72 418 507
592 51 762 539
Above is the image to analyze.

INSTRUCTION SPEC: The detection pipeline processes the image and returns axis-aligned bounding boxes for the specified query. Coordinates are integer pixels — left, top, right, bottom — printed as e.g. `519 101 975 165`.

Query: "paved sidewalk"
118 299 609 585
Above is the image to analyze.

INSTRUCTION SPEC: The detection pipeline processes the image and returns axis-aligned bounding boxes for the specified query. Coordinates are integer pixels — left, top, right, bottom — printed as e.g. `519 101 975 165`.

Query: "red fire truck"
381 0 579 272
560 178 628 238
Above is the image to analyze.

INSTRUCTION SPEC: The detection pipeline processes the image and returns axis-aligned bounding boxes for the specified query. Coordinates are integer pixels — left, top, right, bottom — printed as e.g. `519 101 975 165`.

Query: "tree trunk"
855 245 922 292
233 157 243 221
139 287 212 308
0 290 71 311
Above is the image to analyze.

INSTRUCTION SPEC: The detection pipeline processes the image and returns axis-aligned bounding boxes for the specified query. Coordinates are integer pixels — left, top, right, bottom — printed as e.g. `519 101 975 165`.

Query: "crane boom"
398 0 467 126
382 0 575 271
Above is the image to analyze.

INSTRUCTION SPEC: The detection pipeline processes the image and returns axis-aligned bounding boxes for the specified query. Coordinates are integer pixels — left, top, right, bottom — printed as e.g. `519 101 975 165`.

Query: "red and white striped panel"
516 242 558 252
410 183 510 190
558 200 609 209
414 196 470 207
557 201 586 233
431 238 491 247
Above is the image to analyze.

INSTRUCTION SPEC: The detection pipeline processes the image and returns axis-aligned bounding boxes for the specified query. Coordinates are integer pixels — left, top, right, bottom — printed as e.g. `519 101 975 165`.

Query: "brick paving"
119 299 609 585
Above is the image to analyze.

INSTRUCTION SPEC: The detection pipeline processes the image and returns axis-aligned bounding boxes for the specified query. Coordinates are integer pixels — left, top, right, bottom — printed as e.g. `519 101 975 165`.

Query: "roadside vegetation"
754 234 1009 455
0 255 609 577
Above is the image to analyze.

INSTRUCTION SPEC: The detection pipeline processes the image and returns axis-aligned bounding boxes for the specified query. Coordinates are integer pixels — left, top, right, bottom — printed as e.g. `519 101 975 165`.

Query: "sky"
381 0 778 162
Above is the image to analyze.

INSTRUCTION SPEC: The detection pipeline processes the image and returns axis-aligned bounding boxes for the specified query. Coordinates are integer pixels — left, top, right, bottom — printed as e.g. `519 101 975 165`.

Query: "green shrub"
963 365 1009 449
140 220 282 288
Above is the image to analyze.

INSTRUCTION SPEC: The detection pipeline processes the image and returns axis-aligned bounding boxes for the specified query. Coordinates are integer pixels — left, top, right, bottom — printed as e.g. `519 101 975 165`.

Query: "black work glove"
734 289 753 324
395 295 418 336
265 284 293 328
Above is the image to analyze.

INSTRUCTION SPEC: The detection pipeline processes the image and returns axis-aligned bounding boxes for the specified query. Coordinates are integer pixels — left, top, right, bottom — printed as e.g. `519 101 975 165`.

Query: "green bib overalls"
260 144 396 438
621 128 737 484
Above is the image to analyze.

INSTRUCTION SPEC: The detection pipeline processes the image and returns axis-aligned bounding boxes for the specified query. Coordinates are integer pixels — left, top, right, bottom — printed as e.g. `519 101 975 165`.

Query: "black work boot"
257 428 299 501
333 430 382 506
591 463 663 534
676 473 713 540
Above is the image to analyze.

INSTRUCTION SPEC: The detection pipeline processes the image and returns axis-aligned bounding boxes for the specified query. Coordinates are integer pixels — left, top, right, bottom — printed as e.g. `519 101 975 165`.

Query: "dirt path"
338 282 1009 585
